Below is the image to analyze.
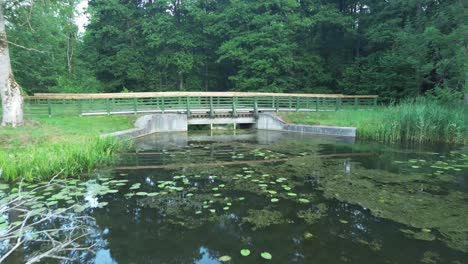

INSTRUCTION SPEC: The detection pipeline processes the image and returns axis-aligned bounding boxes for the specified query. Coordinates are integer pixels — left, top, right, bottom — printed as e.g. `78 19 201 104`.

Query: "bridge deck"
17 92 378 117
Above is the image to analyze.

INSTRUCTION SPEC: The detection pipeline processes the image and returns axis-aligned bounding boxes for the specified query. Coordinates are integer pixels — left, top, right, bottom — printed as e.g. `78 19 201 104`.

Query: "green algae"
318 165 468 252
242 209 287 231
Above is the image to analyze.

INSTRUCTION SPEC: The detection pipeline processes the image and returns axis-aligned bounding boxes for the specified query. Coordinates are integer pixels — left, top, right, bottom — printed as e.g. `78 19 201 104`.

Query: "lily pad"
219 256 231 262
304 232 314 239
240 249 250 256
261 252 272 260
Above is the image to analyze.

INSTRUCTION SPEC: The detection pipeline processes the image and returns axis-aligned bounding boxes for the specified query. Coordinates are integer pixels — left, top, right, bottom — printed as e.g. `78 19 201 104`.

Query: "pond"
1 130 467 263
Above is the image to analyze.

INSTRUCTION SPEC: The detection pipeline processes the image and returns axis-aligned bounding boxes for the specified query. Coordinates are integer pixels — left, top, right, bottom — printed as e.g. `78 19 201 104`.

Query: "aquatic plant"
219 255 231 262
297 203 328 225
242 209 286 230
261 252 272 260
281 97 467 144
318 164 468 252
240 249 251 256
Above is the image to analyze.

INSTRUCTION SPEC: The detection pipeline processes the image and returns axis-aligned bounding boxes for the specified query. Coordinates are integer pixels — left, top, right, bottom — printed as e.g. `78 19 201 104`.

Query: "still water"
1 130 468 263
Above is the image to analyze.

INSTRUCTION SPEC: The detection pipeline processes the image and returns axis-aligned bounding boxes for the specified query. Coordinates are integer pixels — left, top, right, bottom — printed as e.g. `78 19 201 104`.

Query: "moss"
297 203 328 224
138 192 222 229
318 165 468 252
421 251 440 264
242 208 287 230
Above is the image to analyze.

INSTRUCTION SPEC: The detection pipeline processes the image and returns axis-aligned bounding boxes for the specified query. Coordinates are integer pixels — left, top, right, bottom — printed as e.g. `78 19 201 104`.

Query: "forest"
5 0 467 102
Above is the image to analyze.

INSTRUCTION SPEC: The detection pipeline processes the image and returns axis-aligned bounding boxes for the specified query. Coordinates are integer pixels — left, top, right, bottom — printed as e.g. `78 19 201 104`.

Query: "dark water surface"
2 130 468 263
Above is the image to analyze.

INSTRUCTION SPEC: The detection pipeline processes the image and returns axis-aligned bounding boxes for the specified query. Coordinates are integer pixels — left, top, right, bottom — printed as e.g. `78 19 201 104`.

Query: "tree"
0 0 23 127
7 0 90 94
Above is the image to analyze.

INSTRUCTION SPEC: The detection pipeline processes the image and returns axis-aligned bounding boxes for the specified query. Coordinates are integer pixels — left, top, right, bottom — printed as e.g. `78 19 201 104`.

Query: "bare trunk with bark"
0 0 24 127
178 72 184 90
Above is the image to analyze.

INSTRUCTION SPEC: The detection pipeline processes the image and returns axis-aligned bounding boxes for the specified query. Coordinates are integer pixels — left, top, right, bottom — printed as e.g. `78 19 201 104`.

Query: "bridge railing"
20 92 378 117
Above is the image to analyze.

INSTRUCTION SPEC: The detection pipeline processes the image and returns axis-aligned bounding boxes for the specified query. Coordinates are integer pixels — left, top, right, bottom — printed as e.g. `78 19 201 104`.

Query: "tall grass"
281 97 467 145
375 98 466 144
0 137 130 181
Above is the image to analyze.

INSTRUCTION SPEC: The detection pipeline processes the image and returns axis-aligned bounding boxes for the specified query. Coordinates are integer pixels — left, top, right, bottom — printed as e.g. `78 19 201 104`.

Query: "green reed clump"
376 98 466 144
0 137 130 181
281 97 466 144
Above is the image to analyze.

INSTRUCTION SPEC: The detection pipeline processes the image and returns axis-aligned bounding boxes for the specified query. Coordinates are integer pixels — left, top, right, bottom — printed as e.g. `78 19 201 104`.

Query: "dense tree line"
5 0 467 101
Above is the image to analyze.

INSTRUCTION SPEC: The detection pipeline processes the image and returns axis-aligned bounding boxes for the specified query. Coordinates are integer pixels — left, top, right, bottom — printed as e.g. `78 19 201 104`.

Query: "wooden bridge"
22 92 378 117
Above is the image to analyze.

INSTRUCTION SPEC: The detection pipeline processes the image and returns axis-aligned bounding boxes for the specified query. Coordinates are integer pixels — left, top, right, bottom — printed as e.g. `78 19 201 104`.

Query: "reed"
281 98 467 145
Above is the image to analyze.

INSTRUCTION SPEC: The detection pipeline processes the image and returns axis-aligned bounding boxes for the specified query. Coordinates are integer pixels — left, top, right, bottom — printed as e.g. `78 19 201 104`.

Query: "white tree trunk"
0 0 24 127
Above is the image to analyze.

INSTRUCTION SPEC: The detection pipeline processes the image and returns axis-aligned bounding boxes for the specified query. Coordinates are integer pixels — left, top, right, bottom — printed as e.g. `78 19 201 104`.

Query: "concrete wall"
285 124 356 137
256 112 286 131
102 113 187 139
103 112 356 139
188 117 255 125
143 114 188 133
256 112 356 137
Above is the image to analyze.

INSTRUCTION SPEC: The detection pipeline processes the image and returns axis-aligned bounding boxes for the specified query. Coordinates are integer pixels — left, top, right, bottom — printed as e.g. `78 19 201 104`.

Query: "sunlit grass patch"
0 116 135 181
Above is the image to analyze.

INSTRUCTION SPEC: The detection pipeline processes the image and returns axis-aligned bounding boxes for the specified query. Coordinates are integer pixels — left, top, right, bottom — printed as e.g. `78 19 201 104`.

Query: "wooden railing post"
373 97 378 106
316 97 319 112
161 97 165 113
106 99 110 115
133 98 138 115
254 96 258 117
335 97 341 111
77 99 82 116
186 96 191 117
296 97 299 112
209 96 214 118
47 99 52 117
275 97 279 113
232 96 237 117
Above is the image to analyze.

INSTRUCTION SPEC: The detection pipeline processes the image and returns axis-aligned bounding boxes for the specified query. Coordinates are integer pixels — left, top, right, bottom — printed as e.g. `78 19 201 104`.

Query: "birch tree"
0 0 23 127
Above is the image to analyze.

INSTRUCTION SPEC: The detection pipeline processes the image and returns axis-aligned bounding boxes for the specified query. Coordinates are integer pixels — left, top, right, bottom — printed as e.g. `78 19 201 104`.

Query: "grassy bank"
0 116 135 181
280 98 467 145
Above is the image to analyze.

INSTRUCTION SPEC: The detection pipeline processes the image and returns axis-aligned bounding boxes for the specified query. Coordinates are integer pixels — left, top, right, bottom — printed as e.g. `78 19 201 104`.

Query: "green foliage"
281 98 467 144
5 0 89 94
425 86 463 104
48 75 104 93
4 0 467 98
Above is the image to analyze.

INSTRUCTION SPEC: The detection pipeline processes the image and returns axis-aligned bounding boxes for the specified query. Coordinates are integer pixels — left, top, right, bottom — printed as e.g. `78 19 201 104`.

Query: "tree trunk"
67 32 74 76
178 72 184 90
0 0 24 127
